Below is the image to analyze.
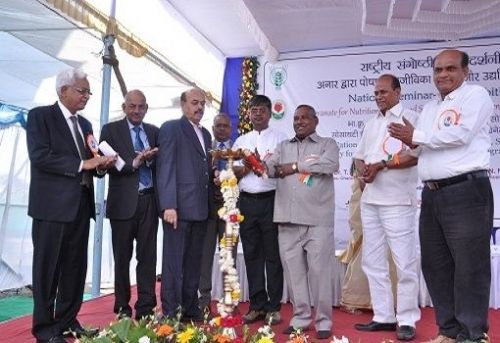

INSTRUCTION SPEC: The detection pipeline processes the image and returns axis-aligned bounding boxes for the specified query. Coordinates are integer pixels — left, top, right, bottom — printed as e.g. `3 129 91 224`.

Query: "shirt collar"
58 101 76 120
216 139 231 147
440 81 467 101
253 126 271 135
378 102 403 119
188 119 202 130
126 118 144 131
290 131 320 143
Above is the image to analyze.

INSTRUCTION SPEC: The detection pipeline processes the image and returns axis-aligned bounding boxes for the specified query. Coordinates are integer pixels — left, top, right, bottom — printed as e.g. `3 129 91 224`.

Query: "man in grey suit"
99 90 159 320
157 88 212 321
198 113 237 314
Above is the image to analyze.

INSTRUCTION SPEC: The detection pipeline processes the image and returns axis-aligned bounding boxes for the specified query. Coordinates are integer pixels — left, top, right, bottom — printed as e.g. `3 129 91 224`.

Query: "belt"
240 190 275 199
138 187 154 196
423 170 489 190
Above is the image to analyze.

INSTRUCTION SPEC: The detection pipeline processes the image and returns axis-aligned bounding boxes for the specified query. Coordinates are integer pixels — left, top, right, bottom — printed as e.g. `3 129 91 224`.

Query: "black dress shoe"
397 325 416 341
316 330 331 340
62 324 99 338
36 335 67 343
354 321 397 332
282 326 309 335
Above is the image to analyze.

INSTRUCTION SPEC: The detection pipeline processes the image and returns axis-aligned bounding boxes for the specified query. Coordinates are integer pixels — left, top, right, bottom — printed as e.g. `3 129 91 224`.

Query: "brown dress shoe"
242 310 266 323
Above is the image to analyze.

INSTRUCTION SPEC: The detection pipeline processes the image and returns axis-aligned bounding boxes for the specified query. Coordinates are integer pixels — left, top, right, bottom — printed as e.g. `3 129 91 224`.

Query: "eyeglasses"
71 86 93 96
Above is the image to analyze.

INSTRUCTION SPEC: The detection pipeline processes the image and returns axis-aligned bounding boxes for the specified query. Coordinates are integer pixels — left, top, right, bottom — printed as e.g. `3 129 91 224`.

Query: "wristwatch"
292 162 298 173
381 160 388 170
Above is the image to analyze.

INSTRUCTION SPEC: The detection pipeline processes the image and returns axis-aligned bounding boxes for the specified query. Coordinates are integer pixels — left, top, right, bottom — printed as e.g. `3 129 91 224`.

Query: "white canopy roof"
166 0 500 61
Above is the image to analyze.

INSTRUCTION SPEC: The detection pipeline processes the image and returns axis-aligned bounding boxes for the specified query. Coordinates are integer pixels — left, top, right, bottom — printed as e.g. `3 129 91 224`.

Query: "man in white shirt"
233 95 287 325
354 74 420 341
389 49 493 343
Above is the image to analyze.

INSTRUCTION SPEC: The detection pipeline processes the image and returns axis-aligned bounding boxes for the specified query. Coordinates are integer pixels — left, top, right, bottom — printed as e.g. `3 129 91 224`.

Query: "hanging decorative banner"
262 37 500 240
238 57 260 135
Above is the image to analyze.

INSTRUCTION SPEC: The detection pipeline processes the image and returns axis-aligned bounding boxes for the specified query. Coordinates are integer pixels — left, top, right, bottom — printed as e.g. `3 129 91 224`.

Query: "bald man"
389 50 494 343
100 90 160 320
157 88 213 321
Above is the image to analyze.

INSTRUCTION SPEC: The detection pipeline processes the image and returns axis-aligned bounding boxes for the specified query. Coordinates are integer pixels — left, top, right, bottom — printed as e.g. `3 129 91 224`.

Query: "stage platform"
1 283 499 343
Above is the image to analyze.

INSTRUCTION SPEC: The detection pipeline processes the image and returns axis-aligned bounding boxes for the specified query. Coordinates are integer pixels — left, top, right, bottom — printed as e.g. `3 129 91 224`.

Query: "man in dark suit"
198 113 238 314
27 68 116 343
99 90 159 320
157 88 212 321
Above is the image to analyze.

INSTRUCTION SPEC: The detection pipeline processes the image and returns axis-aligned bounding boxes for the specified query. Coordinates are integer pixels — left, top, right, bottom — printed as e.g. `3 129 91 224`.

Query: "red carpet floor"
1 283 499 343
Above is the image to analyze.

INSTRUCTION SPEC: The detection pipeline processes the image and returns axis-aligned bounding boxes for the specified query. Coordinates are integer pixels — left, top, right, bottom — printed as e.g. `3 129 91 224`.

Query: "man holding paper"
100 89 160 320
27 68 115 343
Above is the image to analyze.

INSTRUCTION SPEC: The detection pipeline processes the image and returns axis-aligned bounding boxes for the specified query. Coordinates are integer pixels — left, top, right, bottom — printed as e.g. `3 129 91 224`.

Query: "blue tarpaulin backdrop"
220 57 243 142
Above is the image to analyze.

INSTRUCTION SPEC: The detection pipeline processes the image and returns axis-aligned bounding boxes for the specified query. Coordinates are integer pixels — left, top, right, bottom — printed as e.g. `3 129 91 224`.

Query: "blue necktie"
217 141 227 171
133 126 152 187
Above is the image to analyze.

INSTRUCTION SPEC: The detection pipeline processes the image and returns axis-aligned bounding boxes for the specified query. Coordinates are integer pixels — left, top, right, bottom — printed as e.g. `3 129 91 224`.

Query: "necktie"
70 115 91 187
133 126 152 187
70 115 86 159
217 141 227 171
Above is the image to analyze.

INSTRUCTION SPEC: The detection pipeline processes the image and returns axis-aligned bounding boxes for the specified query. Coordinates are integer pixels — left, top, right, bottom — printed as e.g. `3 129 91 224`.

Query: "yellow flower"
228 178 238 187
177 327 195 343
257 337 274 343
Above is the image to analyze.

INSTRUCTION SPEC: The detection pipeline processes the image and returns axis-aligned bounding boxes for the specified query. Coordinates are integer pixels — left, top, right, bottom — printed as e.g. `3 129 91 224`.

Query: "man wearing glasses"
27 68 116 343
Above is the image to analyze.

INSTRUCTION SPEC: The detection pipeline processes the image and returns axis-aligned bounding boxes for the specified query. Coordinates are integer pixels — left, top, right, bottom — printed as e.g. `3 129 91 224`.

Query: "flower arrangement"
74 312 384 343
75 315 283 343
238 57 260 135
216 166 243 330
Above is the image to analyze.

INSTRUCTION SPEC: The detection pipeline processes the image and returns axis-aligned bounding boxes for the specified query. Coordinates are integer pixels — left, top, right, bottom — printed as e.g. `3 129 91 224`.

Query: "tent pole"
91 33 115 298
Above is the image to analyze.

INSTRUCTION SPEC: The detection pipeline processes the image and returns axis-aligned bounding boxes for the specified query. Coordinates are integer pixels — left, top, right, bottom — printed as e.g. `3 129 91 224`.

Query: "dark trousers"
198 212 238 309
239 192 283 312
110 193 158 319
31 187 91 340
161 219 207 318
420 177 492 341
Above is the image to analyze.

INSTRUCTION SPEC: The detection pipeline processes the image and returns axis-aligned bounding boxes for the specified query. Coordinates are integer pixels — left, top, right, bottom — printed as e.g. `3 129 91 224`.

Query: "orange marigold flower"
289 336 305 343
214 334 232 343
156 324 174 336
